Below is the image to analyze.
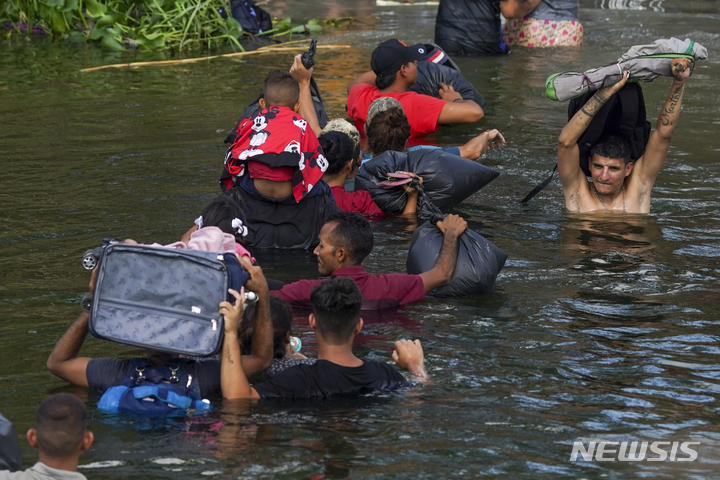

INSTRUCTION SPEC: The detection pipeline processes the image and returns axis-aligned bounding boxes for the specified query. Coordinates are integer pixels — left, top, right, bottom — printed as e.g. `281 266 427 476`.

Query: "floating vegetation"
1 0 362 52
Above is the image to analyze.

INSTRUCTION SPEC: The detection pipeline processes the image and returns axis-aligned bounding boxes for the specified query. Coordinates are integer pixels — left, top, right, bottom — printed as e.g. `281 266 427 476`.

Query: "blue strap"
98 386 128 413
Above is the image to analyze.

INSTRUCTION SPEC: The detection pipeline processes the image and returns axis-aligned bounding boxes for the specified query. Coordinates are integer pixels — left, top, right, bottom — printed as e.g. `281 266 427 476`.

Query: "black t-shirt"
252 360 412 399
85 358 221 398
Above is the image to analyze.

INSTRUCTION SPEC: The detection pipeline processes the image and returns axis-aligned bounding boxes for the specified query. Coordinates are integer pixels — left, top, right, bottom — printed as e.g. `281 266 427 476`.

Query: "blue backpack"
98 360 212 416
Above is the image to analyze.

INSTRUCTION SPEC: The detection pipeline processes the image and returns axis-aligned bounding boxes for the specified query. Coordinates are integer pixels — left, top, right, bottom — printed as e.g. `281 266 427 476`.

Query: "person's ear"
27 429 39 449
625 161 634 177
354 318 364 335
258 98 267 109
335 247 348 263
293 101 301 112
308 313 316 331
81 432 94 451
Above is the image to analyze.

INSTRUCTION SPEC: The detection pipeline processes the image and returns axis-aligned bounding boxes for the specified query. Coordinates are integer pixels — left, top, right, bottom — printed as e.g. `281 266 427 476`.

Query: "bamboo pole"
81 43 351 72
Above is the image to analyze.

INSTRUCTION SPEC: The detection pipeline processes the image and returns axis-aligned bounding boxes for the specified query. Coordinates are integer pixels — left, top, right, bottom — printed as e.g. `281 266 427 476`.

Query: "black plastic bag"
406 220 507 297
355 149 500 216
228 0 272 34
410 61 486 107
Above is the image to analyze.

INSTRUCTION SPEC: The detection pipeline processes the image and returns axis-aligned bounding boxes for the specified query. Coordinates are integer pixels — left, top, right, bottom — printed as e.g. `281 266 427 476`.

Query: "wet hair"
591 135 632 165
35 393 86 458
199 194 248 244
366 107 411 155
264 70 300 108
240 297 293 359
310 277 363 343
318 131 358 177
325 211 374 265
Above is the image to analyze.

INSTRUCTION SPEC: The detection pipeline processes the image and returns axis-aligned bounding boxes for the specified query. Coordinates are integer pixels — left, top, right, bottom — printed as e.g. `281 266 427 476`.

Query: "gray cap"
365 97 404 130
320 119 360 152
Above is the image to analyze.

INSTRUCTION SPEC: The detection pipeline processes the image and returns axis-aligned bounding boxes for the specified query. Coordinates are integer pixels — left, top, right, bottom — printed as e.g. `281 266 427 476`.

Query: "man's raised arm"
557 71 629 202
235 256 274 377
290 54 322 137
632 58 692 185
46 269 99 387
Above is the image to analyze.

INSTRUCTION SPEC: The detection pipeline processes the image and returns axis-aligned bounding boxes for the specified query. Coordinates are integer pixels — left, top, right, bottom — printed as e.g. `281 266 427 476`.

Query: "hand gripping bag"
406 219 507 297
88 244 250 356
355 149 500 215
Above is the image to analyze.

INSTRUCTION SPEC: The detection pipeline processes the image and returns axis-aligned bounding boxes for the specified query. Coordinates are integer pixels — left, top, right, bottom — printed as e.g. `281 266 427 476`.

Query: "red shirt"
347 84 447 138
273 266 425 311
331 186 386 218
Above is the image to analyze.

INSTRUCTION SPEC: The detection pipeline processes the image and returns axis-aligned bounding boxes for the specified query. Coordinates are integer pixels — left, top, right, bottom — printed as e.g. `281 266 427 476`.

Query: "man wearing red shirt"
273 211 467 310
346 39 484 138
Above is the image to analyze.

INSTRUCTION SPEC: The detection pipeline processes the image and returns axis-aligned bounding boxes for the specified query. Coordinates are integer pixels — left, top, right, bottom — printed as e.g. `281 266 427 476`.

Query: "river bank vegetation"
1 0 356 52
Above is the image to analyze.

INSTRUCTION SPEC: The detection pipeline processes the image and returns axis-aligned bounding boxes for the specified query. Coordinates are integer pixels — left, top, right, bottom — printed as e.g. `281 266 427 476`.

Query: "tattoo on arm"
225 350 234 364
581 107 596 118
660 83 684 127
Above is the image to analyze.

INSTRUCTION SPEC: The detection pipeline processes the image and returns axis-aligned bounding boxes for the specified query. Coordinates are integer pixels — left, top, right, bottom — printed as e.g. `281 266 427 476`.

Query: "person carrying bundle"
558 58 692 213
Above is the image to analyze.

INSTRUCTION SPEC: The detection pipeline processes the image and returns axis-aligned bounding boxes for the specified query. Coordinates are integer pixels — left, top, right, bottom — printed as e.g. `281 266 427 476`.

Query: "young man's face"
590 154 633 195
401 60 418 85
313 221 342 276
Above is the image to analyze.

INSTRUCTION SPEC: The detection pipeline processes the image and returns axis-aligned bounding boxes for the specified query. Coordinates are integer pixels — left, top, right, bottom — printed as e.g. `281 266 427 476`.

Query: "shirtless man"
558 57 692 213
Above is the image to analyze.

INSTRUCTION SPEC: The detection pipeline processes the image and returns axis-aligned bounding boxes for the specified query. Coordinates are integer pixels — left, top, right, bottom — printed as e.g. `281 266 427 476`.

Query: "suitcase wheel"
82 250 98 271
81 293 93 312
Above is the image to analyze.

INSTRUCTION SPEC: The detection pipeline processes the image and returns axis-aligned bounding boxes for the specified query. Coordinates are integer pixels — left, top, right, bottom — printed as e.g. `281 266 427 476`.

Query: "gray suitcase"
88 244 230 356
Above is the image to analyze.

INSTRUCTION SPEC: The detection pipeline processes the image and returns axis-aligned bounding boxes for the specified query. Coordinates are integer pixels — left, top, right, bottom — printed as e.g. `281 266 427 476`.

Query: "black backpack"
229 0 272 35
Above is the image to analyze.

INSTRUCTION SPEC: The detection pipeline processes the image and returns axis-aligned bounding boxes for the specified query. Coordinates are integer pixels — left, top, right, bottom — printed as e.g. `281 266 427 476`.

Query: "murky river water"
1 0 719 478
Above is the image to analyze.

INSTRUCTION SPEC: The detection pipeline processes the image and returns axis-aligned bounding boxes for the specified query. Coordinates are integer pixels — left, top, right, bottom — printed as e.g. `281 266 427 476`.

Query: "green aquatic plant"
1 0 358 52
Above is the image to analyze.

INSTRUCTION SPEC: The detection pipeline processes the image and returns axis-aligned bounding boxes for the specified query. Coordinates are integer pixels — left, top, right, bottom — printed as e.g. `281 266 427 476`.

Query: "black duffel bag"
355 149 500 216
410 61 486 107
406 219 507 297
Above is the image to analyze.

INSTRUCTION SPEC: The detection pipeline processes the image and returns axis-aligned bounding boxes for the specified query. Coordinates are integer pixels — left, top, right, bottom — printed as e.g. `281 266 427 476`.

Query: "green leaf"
68 30 86 42
49 8 68 32
89 24 104 39
277 17 291 25
290 23 322 34
95 14 119 29
101 33 125 50
307 18 319 25
43 0 64 9
84 0 106 18
224 17 243 38
60 0 77 13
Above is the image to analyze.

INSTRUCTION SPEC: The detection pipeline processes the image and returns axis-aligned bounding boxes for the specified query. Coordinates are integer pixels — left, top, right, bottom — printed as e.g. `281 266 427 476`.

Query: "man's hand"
459 129 506 160
219 288 246 335
238 255 268 295
671 57 692 83
436 214 467 237
290 53 313 85
438 82 463 102
392 339 428 382
602 70 630 96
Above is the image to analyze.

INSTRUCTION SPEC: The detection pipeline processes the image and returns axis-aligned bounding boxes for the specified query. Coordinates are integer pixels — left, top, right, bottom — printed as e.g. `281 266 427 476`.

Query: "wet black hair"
264 70 300 108
199 194 248 245
310 277 363 343
325 211 374 265
591 135 632 165
366 107 411 155
318 131 358 177
35 393 86 458
240 297 293 359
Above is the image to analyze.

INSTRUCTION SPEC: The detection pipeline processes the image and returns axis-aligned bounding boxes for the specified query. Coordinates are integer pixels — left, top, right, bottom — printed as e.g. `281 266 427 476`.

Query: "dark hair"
240 297 293 359
318 131 357 177
366 107 411 155
264 70 300 108
310 277 363 343
325 211 374 265
375 73 395 90
590 135 632 164
200 194 248 244
35 393 86 458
